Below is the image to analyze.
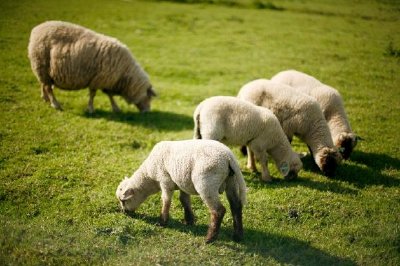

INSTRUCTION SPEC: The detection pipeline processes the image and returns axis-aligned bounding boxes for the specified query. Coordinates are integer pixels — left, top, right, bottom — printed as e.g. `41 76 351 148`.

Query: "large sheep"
116 139 246 243
271 69 359 159
193 96 302 182
28 21 156 113
238 80 342 177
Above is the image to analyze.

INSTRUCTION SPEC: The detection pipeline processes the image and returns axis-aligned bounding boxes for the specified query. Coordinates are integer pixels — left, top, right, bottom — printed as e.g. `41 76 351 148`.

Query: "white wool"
238 79 342 176
271 69 357 159
193 96 302 181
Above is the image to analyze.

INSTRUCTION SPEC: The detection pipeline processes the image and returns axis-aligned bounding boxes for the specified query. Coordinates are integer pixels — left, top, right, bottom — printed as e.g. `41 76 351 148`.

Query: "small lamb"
116 139 247 243
28 21 156 113
238 80 342 177
193 96 302 182
271 69 359 159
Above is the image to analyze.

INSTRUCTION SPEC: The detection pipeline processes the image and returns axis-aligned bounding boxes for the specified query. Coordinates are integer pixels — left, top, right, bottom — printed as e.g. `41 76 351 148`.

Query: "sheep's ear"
279 162 290 176
121 188 135 200
147 87 157 97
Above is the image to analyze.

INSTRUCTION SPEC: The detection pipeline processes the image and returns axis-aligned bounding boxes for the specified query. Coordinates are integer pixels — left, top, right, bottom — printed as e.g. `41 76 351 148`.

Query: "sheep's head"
281 152 303 180
316 147 343 177
116 177 144 212
336 132 359 160
134 86 157 113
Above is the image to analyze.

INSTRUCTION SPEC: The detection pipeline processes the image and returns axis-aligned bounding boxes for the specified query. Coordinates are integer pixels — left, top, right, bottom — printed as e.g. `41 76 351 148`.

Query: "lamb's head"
116 177 145 212
316 147 343 177
280 152 303 180
336 132 359 160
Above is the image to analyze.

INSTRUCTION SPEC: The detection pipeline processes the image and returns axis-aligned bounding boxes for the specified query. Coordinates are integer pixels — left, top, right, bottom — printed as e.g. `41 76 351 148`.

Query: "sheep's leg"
107 94 121 113
179 190 194 225
198 189 226 243
253 150 272 182
41 84 50 102
225 185 243 242
44 84 62 110
159 187 174 226
87 88 96 114
246 146 257 172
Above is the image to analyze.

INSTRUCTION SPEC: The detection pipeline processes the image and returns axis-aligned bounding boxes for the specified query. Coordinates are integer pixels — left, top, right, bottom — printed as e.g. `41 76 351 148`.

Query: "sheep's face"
116 177 143 212
134 86 156 113
317 147 343 177
281 152 303 180
336 133 358 160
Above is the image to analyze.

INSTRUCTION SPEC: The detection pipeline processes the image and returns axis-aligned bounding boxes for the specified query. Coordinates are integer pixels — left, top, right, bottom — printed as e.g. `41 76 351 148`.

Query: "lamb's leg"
179 190 194 225
199 190 226 243
253 150 272 182
41 84 50 102
44 84 62 110
225 185 243 242
159 187 174 226
246 146 257 173
87 89 96 114
107 94 121 113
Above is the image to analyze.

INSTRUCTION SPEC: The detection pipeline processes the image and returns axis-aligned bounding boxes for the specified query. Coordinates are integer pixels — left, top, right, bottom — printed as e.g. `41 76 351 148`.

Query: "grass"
0 0 399 265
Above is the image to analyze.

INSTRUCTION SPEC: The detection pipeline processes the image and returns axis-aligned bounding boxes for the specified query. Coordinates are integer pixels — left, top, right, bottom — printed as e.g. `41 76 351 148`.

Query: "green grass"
1 0 399 265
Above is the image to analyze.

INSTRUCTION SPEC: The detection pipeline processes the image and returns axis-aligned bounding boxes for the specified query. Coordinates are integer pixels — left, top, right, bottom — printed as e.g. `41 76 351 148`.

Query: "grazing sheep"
238 80 342 176
28 21 156 113
271 69 359 159
116 139 246 243
193 96 302 182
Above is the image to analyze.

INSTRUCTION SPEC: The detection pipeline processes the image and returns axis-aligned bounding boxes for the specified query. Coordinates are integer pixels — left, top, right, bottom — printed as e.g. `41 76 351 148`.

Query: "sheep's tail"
193 111 202 139
227 154 247 206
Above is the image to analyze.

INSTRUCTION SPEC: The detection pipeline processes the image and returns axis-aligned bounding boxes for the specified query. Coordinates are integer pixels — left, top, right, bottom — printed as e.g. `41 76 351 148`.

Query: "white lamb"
271 69 359 159
193 96 302 182
238 80 342 177
116 139 246 243
28 21 156 113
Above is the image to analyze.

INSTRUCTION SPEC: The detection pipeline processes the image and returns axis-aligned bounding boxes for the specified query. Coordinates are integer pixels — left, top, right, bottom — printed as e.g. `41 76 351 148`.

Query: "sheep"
193 96 303 182
238 79 342 177
28 21 156 113
271 69 359 159
116 139 246 243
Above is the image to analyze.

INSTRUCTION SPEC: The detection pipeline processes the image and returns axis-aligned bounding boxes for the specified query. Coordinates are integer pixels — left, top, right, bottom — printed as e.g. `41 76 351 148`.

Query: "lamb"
271 69 359 159
238 80 342 177
116 139 246 243
28 21 156 113
193 96 303 182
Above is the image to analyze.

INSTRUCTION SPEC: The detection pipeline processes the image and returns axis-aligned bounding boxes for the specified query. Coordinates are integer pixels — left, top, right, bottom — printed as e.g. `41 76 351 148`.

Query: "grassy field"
0 0 399 265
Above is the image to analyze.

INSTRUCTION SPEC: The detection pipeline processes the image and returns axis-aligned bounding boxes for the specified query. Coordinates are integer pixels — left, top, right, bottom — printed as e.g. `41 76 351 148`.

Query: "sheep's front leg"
253 150 272 182
107 94 121 113
87 88 96 114
159 187 174 227
246 146 257 172
179 190 194 225
44 84 62 110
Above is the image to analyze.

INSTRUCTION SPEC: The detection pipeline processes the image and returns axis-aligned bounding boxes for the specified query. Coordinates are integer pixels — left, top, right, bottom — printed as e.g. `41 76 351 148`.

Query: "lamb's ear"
147 87 157 97
121 188 135 201
279 162 290 177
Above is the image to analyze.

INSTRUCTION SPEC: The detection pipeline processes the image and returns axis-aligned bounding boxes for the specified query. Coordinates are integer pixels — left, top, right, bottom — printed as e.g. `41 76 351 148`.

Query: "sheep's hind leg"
199 189 226 243
41 84 50 102
179 190 194 225
44 84 62 110
225 182 243 242
246 146 257 173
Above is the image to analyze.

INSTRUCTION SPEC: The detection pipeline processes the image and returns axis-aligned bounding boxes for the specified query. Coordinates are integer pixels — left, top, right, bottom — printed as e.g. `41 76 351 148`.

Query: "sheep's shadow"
242 172 359 195
301 151 400 188
81 109 193 132
134 213 355 266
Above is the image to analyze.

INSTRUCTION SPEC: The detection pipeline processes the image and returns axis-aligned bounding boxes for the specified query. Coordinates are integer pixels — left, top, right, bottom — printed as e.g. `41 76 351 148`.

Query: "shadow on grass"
81 109 193 132
300 151 400 188
135 213 355 265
